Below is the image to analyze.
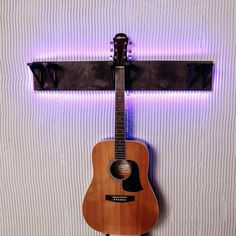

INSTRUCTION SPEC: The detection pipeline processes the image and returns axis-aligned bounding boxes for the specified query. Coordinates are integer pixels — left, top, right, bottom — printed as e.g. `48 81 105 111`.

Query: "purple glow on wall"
31 47 205 62
34 91 211 105
29 34 214 100
129 46 206 61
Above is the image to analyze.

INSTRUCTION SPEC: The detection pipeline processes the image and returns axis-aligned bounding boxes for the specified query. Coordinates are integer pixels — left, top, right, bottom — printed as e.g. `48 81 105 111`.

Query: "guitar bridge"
105 195 135 203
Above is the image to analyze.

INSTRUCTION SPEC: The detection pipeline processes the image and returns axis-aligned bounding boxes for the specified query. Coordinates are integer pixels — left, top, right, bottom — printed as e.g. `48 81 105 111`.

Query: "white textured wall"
0 0 236 235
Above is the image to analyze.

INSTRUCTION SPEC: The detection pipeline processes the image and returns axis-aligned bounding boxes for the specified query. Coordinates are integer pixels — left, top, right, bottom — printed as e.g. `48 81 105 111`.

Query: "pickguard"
122 160 143 192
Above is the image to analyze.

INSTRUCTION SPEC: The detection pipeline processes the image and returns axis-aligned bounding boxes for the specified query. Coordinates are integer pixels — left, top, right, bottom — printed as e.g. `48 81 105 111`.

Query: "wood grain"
28 61 213 91
83 140 159 235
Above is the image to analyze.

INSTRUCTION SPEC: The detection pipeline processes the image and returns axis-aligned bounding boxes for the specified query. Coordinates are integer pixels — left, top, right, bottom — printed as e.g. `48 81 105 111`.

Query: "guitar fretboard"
115 66 126 159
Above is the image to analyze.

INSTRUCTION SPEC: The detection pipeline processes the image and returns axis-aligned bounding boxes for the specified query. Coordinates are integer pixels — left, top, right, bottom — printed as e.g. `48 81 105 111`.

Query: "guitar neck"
114 66 126 160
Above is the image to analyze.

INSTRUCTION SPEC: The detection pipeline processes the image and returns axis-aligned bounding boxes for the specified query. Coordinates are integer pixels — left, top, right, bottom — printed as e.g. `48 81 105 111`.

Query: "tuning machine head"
127 40 132 61
109 41 114 61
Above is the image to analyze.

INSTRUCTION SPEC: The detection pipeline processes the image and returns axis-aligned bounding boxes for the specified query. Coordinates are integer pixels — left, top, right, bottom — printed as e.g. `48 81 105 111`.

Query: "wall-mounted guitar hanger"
28 34 213 236
28 36 213 92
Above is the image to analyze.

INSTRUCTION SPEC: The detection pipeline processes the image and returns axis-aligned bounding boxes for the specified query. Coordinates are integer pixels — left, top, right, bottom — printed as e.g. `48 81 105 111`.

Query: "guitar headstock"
110 33 132 66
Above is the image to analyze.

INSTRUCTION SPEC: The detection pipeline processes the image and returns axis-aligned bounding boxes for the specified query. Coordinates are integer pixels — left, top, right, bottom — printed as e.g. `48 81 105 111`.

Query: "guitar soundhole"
110 160 131 180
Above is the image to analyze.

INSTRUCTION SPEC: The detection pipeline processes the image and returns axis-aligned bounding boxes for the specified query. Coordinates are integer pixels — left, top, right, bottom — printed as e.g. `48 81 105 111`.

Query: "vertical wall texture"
0 0 235 235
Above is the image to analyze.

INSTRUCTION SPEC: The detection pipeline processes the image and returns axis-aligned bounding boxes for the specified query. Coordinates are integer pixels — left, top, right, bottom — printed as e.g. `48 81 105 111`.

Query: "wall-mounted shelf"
28 61 213 91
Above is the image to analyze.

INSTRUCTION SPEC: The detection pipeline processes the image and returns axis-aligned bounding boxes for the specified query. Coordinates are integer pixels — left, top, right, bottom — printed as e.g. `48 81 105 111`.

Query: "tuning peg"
127 40 132 61
109 55 113 61
128 41 132 51
110 41 113 45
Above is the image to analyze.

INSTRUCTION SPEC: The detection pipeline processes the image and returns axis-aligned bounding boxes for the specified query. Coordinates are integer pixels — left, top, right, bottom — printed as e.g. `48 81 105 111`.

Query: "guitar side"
83 140 159 235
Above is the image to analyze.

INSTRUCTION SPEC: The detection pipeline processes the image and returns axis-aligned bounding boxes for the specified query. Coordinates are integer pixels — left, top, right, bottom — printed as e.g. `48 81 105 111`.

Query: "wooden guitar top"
83 140 159 235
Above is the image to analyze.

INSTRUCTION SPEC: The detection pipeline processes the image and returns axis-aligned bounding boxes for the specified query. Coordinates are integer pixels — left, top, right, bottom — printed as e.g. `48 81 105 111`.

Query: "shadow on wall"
142 143 167 236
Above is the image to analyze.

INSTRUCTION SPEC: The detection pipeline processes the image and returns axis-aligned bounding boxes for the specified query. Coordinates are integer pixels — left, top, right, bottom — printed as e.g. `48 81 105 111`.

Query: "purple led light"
33 91 211 104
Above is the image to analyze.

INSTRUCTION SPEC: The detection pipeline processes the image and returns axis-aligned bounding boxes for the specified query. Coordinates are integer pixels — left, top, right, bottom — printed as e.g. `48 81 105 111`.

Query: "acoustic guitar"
83 33 159 235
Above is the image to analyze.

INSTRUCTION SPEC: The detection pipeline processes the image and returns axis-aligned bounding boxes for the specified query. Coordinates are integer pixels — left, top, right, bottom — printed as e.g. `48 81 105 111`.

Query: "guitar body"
83 140 159 235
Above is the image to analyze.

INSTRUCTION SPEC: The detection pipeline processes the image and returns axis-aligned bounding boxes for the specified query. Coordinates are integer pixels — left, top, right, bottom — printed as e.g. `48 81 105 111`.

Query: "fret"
114 66 126 160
